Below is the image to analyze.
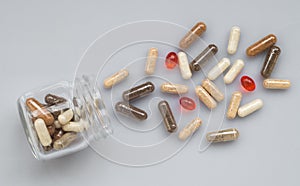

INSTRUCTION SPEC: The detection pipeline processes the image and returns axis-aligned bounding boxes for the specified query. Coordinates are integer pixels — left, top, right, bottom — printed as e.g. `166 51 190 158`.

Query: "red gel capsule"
241 75 256 91
165 52 178 69
179 97 196 110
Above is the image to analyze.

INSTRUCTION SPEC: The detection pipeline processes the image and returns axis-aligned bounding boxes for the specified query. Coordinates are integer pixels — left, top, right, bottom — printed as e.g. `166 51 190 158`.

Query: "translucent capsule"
62 120 85 132
178 117 202 141
145 48 158 75
241 75 256 91
207 58 231 81
261 46 281 78
165 52 178 69
201 79 224 102
45 94 67 106
179 97 196 110
227 91 242 119
103 69 129 88
53 132 77 150
34 118 52 147
190 44 218 72
263 79 291 89
160 82 189 94
158 100 177 133
238 99 263 117
227 26 241 55
122 81 155 101
206 128 239 143
115 101 148 120
58 109 74 125
26 98 54 125
246 34 277 56
195 86 217 109
178 52 192 80
224 59 244 84
179 22 206 49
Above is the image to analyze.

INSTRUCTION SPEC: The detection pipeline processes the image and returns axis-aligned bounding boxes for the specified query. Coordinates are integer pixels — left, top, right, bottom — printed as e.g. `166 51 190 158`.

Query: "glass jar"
17 75 112 160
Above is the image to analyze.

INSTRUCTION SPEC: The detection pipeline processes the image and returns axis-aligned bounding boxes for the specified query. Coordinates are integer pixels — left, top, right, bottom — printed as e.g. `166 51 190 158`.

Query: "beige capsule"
263 79 291 89
207 58 231 81
54 120 62 128
178 52 192 80
227 26 241 55
53 132 77 150
178 117 202 141
201 79 224 102
206 128 239 143
103 69 129 88
195 86 217 109
62 120 85 132
224 59 244 84
160 82 189 94
34 118 52 147
238 99 263 117
145 48 158 75
227 91 242 119
58 109 74 125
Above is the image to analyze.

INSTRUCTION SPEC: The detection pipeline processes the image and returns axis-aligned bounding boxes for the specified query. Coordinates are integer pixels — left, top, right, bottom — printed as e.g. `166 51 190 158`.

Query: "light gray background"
1 0 299 185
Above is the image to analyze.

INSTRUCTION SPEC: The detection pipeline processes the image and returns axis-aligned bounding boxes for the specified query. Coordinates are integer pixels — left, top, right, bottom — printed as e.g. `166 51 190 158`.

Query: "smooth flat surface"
1 0 299 185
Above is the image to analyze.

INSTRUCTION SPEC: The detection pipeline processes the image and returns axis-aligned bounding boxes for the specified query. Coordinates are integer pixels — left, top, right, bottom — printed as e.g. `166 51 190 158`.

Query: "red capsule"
241 75 256 91
165 52 178 69
179 97 196 110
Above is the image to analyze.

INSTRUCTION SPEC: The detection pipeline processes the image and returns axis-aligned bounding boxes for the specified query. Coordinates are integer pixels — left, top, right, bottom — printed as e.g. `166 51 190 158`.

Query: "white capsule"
145 48 158 75
207 58 231 80
160 82 189 94
227 26 241 55
34 119 52 147
62 120 85 132
178 52 192 80
201 79 224 102
58 109 74 125
238 99 263 117
54 120 62 128
178 117 202 141
103 69 129 88
224 59 244 84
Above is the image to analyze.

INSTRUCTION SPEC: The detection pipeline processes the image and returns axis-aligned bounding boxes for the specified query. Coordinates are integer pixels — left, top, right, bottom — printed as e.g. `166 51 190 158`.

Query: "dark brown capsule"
115 102 148 120
158 100 177 133
190 44 218 71
246 34 277 56
26 98 54 125
47 124 56 136
122 82 155 101
179 22 207 49
261 46 281 78
45 94 67 106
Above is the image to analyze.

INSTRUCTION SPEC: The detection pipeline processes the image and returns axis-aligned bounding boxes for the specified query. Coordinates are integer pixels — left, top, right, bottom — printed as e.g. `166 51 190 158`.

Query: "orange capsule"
179 22 206 49
26 98 54 125
246 34 277 56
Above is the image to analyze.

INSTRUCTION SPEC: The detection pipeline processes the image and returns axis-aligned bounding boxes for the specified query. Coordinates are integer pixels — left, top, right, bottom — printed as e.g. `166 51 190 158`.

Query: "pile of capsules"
104 22 291 143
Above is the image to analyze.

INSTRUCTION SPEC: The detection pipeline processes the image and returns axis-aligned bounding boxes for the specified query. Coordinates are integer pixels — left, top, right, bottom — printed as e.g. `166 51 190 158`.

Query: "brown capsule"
53 129 65 141
158 100 177 133
26 98 54 125
53 132 77 150
190 44 218 71
179 22 206 49
47 124 56 136
115 102 148 120
45 94 67 106
261 46 281 78
246 34 277 56
206 128 239 143
122 81 155 102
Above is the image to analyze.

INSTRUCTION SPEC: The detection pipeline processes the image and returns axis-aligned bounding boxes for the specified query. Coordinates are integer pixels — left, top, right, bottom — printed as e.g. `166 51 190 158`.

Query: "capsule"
224 59 244 84
47 123 56 136
158 100 177 133
62 120 85 132
103 69 129 88
160 82 189 94
145 48 158 75
261 46 281 78
45 94 67 106
246 34 277 56
165 52 178 69
207 58 231 81
58 109 74 125
178 52 192 80
178 117 202 141
179 22 206 49
227 26 241 55
201 79 224 102
122 81 155 101
241 75 256 91
53 132 77 150
53 129 64 141
26 98 54 125
206 128 239 143
195 86 217 109
263 79 291 89
115 102 148 120
179 97 196 110
34 118 52 147
238 99 263 117
227 91 242 119
190 44 218 72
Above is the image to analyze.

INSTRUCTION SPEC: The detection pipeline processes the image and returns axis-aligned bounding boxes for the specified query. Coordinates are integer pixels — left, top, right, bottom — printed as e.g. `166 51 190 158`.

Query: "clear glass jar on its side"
17 75 112 160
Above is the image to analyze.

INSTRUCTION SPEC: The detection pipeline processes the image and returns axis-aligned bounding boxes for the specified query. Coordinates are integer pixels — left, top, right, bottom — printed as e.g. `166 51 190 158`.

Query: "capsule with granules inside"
238 99 263 117
53 132 77 150
261 46 281 78
190 44 218 72
145 48 158 75
206 128 239 143
160 82 189 94
224 59 244 84
227 91 242 119
158 100 177 133
179 22 206 49
103 69 129 88
115 102 148 120
26 98 54 125
263 79 291 89
195 86 217 109
207 58 231 81
122 81 155 101
201 79 224 102
246 34 277 56
178 117 202 141
227 26 241 55
178 52 192 80
34 118 52 147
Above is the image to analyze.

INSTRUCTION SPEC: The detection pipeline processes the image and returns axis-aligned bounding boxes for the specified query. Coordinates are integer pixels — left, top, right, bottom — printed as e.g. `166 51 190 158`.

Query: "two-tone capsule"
201 79 224 102
261 46 281 78
160 82 189 94
190 44 218 72
227 26 241 55
179 22 206 49
263 79 291 89
178 52 192 80
145 48 158 75
115 102 148 120
195 86 217 109
246 34 277 56
227 91 242 119
238 99 263 117
158 100 177 133
122 81 155 101
26 98 54 125
103 69 129 88
224 59 245 84
178 117 202 141
207 58 231 81
206 128 239 143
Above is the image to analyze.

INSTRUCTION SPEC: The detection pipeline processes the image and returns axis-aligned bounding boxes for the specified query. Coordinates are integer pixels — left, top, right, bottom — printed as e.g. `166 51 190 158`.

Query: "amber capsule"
178 117 202 141
103 69 129 88
158 100 177 133
227 91 242 119
261 46 281 78
26 98 54 125
263 79 291 89
195 86 217 109
122 81 155 101
53 132 77 150
206 128 239 143
145 48 158 75
44 94 67 106
190 44 218 72
246 34 277 56
179 22 206 49
160 82 189 94
115 102 148 120
201 79 224 102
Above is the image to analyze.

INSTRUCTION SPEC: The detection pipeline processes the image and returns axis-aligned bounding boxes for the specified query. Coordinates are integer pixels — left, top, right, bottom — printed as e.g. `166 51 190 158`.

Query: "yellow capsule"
238 99 263 117
195 86 217 109
53 132 77 150
34 118 52 147
178 117 202 141
207 58 231 81
103 69 129 88
206 128 239 143
263 79 291 89
178 52 192 80
227 26 241 55
58 109 74 125
224 59 244 84
201 79 224 102
145 48 158 75
227 91 242 119
160 82 189 94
